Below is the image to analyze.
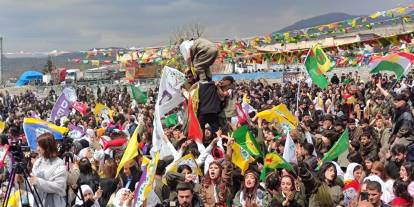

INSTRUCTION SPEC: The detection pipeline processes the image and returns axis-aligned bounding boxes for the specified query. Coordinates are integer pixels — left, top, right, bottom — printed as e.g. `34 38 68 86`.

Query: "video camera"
9 140 31 174
59 136 76 165
59 136 74 154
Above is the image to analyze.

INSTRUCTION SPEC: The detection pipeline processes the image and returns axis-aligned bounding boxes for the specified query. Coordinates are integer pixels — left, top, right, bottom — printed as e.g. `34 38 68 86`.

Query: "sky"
0 0 412 53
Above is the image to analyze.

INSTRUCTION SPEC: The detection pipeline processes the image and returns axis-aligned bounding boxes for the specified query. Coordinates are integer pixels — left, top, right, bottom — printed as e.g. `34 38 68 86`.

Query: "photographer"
29 132 68 207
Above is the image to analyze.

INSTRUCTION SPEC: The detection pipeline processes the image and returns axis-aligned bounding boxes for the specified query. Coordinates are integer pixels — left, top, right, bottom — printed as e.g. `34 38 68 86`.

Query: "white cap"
179 40 194 61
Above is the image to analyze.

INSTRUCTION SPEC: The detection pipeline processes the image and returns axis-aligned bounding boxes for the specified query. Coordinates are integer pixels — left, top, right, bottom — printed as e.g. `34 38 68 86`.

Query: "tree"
165 21 206 71
170 21 205 45
43 56 54 74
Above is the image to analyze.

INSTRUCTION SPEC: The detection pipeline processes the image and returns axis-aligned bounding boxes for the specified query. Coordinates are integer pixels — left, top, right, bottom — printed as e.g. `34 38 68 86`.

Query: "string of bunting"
68 30 414 68
61 4 414 68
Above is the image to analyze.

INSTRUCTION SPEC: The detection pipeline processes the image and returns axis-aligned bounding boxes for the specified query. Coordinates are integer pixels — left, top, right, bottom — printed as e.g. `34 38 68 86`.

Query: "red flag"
72 101 88 115
235 103 248 124
187 96 203 142
101 138 127 150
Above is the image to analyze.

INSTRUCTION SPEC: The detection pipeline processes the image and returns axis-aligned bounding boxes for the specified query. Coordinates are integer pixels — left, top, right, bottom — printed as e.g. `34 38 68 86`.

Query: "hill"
275 12 359 33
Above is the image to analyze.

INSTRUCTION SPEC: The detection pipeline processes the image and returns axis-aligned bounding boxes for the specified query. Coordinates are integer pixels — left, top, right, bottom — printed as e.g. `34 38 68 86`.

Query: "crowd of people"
0 70 412 207
0 38 414 207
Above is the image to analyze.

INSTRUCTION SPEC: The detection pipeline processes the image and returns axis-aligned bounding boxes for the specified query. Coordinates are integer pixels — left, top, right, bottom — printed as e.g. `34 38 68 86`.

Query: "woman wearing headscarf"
29 133 68 207
74 185 102 207
107 188 133 207
270 174 305 207
344 163 363 185
199 139 234 207
233 170 271 207
342 163 363 206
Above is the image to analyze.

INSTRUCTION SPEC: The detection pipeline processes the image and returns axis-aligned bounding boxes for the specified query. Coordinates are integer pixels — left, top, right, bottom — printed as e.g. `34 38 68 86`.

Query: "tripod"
63 152 84 207
1 162 43 207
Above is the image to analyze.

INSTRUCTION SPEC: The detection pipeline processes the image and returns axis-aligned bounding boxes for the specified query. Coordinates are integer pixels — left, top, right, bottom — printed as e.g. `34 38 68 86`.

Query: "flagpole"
296 46 313 113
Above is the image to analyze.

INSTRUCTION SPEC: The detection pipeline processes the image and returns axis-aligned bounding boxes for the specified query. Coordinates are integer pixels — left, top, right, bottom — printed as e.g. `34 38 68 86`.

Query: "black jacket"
392 105 414 139
198 82 222 115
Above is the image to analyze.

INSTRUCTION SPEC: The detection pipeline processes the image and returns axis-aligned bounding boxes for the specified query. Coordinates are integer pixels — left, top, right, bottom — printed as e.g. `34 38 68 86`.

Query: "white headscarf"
78 147 92 159
330 161 344 180
344 163 361 180
363 175 393 203
75 185 100 207
114 188 131 207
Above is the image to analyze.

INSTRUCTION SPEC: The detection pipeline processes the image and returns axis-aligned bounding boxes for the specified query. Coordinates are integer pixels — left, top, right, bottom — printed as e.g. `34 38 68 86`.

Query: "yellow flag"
7 191 20 207
91 60 100 67
396 7 406 14
256 107 279 123
274 104 298 128
168 153 202 176
231 142 255 174
95 103 113 121
0 121 5 133
351 19 357 28
190 84 200 115
116 126 139 177
386 36 400 46
136 151 160 206
256 104 297 128
370 11 382 19
243 94 251 104
317 92 324 109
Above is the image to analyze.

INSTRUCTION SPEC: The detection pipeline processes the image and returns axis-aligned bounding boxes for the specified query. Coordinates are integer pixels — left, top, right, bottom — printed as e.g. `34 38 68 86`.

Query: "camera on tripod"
9 140 30 172
60 136 74 154
3 140 43 207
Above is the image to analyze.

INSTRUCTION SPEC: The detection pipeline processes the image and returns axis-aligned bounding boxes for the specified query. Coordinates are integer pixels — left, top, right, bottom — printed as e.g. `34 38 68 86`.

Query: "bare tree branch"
170 21 205 45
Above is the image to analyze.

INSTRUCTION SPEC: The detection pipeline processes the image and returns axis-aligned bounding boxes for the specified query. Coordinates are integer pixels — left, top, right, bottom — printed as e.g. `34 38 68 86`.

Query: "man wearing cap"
390 93 414 148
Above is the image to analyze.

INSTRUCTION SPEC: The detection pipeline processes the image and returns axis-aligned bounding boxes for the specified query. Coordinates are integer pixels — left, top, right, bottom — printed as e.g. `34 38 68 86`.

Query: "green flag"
163 113 178 128
317 129 349 169
305 45 333 89
233 125 262 158
130 84 147 104
260 152 295 180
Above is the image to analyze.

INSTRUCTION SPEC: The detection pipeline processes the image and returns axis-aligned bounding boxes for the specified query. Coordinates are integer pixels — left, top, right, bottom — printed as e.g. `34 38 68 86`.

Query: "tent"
16 71 43 86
